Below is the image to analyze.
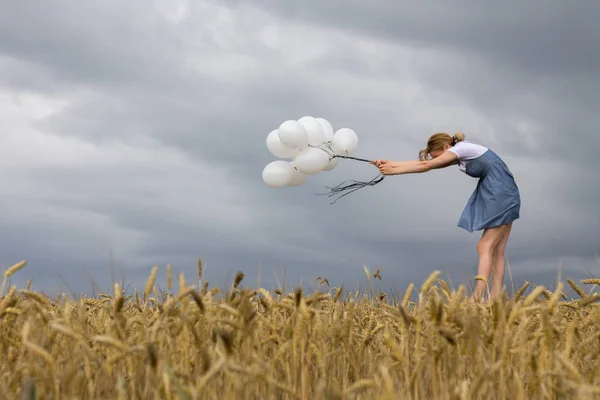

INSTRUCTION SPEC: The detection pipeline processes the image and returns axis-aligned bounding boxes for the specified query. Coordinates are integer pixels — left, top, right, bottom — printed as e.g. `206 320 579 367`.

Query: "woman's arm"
372 151 458 175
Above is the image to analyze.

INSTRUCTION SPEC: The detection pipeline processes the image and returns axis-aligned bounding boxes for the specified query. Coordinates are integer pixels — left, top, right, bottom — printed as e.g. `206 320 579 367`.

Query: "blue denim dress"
458 149 521 232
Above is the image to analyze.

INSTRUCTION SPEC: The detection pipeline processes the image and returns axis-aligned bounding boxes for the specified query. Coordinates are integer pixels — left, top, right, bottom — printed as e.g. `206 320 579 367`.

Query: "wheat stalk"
166 264 173 292
143 265 158 304
197 258 204 290
0 264 599 398
581 278 600 285
0 260 27 295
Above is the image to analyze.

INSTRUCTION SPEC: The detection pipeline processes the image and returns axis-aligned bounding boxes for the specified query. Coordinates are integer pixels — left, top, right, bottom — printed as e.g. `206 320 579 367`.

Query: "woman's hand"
371 159 396 175
370 151 457 176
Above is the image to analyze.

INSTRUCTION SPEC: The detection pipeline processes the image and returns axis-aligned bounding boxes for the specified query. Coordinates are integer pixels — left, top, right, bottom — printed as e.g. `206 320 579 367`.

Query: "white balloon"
323 156 338 171
293 147 330 175
316 117 334 143
331 128 359 155
266 129 298 158
287 162 307 186
278 120 308 150
298 116 325 146
262 160 294 188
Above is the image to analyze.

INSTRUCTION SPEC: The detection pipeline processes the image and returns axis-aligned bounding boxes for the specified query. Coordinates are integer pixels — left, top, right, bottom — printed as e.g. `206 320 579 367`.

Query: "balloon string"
316 173 385 204
310 144 384 204
316 174 385 205
312 144 374 163
331 154 373 163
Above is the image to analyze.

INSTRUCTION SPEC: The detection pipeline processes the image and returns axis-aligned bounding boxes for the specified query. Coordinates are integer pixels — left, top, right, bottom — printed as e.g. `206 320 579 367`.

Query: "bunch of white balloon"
262 116 359 188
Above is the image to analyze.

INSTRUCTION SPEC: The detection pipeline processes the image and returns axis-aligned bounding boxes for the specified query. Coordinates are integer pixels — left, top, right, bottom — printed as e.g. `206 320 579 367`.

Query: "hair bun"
452 132 465 144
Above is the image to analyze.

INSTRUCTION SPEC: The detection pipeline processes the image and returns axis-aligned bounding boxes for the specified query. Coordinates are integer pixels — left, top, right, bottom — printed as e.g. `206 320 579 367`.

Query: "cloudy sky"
1 0 599 298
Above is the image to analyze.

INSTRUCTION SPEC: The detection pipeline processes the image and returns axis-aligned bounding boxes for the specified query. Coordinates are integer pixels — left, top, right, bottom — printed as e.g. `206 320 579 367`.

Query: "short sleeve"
447 142 467 160
447 141 489 161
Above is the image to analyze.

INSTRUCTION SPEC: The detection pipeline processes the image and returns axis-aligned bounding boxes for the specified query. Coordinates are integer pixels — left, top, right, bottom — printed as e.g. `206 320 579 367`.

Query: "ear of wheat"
1 262 598 399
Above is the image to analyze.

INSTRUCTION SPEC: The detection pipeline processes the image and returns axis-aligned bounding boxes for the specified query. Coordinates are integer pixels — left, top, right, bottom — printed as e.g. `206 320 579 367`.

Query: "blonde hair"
418 132 465 160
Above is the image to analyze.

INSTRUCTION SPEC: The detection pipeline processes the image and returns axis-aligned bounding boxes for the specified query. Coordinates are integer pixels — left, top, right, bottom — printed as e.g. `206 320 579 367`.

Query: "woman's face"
429 144 451 159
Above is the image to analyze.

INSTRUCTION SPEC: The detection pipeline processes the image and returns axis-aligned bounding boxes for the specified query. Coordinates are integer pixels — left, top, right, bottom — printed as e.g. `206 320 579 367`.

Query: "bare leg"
490 224 512 301
471 226 506 302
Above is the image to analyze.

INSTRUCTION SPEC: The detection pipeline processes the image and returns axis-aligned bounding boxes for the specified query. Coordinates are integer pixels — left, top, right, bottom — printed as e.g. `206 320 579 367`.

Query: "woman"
372 132 521 302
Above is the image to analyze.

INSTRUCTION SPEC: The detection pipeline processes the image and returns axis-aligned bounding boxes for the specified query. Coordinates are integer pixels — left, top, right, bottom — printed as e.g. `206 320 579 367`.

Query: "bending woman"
372 133 521 302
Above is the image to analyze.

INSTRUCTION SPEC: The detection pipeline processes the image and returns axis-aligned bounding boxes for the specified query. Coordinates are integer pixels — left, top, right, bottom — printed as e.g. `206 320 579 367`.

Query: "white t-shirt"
446 141 488 173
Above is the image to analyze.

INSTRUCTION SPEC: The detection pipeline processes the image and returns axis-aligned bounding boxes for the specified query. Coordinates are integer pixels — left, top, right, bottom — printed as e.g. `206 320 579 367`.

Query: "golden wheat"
0 264 599 399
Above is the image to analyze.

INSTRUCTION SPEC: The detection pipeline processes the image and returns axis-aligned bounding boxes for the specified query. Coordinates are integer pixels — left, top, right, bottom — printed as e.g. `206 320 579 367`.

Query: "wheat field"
1 260 600 399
